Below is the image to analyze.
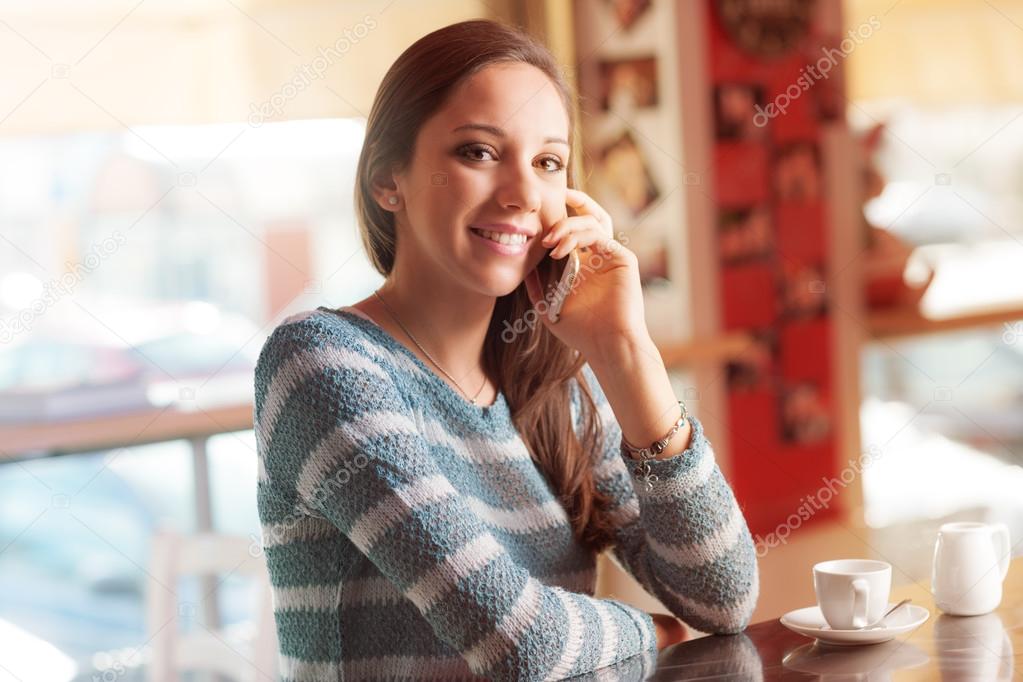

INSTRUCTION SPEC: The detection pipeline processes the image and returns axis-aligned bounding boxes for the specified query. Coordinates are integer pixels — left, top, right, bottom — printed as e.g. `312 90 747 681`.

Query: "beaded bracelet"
620 399 688 491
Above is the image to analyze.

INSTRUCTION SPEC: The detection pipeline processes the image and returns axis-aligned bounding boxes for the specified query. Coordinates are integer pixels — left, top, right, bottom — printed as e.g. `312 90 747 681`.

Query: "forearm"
577 361 761 634
587 333 692 460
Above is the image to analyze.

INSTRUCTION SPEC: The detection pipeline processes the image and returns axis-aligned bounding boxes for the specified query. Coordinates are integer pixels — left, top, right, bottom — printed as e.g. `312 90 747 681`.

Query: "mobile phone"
548 247 580 323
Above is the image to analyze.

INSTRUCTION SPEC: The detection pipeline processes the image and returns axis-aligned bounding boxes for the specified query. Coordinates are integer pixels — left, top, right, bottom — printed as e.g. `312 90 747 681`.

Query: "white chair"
145 528 279 682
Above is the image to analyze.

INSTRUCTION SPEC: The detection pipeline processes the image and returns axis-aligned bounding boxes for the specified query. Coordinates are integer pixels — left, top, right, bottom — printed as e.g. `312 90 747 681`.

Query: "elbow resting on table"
680 562 760 636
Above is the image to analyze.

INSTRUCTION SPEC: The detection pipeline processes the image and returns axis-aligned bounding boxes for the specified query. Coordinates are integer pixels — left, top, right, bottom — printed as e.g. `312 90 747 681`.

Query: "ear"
370 164 402 212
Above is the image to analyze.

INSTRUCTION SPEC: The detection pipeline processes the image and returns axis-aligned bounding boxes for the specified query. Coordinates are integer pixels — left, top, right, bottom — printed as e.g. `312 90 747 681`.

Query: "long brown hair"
353 19 619 554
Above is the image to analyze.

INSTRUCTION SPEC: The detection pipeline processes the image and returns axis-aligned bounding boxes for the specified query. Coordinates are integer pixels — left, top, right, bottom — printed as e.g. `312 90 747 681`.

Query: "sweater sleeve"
575 364 760 635
257 328 660 682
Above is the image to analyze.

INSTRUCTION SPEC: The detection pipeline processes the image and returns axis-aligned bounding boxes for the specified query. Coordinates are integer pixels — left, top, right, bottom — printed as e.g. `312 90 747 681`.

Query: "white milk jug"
932 522 1011 616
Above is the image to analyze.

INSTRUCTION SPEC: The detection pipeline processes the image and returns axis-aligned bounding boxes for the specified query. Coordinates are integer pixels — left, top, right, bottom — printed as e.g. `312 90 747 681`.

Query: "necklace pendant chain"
373 290 488 405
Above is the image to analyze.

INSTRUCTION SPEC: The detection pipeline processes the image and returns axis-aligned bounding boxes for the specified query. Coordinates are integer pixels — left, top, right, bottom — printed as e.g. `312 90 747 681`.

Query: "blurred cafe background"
1 0 1022 679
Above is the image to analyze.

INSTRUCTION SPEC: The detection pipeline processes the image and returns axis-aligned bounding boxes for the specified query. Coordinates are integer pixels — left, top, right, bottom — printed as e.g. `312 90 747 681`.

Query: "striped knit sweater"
253 305 759 681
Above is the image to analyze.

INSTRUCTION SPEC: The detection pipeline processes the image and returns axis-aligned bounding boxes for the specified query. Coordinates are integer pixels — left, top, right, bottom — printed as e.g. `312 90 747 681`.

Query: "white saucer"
780 603 930 645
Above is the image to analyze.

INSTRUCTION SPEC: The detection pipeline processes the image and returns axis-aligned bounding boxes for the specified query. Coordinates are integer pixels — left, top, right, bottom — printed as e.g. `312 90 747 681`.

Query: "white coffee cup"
813 559 892 629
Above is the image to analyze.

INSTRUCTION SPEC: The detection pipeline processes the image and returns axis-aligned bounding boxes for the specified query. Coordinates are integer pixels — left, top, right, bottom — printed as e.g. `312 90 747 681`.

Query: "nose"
495 158 542 214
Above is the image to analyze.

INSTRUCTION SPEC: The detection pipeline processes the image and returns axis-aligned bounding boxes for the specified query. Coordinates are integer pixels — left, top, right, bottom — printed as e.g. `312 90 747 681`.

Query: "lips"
469 227 531 255
470 227 531 246
469 223 537 237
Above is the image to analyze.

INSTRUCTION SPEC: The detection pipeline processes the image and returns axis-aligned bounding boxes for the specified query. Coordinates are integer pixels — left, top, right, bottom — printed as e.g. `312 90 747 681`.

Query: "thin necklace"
372 290 489 405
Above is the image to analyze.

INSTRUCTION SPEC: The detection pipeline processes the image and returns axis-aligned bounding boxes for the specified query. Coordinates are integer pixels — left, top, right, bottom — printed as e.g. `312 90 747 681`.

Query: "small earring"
387 196 399 206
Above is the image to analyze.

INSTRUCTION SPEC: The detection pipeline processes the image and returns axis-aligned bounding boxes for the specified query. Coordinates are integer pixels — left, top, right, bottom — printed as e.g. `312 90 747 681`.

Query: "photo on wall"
773 141 821 201
726 329 778 390
598 56 659 111
779 380 832 444
634 233 670 287
595 128 661 217
603 0 652 31
714 82 767 140
718 204 773 264
779 261 829 320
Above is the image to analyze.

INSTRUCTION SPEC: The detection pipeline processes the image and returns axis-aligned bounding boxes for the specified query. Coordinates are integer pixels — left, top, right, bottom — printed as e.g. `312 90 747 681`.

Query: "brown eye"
458 143 496 162
536 156 565 173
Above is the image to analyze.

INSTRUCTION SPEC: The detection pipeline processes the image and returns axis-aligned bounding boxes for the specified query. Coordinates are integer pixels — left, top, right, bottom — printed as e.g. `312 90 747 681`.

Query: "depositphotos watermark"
0 230 127 344
249 452 373 557
753 444 884 557
753 16 881 127
1003 321 1023 346
248 14 378 127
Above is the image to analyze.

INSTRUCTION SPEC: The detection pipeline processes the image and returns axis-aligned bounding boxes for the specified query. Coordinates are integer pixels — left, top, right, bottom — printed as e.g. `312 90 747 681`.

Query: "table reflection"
650 632 763 680
577 647 658 681
934 612 1015 681
783 640 928 680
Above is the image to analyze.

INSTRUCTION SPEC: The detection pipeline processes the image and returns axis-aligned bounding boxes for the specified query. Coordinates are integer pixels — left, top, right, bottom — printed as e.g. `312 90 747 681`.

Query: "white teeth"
473 228 527 246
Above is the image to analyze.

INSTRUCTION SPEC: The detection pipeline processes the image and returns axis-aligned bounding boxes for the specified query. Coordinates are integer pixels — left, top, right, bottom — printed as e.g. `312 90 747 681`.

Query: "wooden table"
643 556 1023 680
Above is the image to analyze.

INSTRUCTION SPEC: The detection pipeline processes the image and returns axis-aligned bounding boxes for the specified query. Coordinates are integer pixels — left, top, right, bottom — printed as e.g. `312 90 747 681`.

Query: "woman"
254 18 758 681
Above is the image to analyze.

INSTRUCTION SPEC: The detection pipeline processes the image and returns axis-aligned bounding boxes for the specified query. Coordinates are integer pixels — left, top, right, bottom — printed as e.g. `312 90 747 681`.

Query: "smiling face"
384 62 571 296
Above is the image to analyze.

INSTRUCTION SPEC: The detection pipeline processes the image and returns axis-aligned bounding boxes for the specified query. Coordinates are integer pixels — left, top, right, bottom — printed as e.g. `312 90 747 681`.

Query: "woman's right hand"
650 612 689 650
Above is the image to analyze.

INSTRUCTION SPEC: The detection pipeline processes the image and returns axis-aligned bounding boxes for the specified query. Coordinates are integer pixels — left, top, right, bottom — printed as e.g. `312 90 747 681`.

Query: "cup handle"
851 578 870 628
992 523 1011 581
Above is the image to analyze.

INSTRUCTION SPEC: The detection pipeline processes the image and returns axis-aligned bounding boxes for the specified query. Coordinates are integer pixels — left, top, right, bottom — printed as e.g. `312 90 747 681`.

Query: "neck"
375 272 495 389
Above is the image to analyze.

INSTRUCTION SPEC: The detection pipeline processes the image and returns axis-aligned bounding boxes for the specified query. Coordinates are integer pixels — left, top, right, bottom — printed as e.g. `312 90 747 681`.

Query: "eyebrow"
451 123 569 147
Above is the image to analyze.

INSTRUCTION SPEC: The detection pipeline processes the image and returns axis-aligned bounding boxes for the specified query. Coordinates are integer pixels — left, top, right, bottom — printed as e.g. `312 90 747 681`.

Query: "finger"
542 214 602 247
595 235 628 259
565 187 600 212
553 223 619 258
542 213 597 243
550 233 579 259
546 215 635 265
565 188 613 235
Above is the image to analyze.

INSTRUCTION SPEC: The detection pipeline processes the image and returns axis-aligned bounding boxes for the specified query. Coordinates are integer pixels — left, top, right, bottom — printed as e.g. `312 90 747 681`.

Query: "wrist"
620 400 689 460
588 331 659 372
650 612 688 650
